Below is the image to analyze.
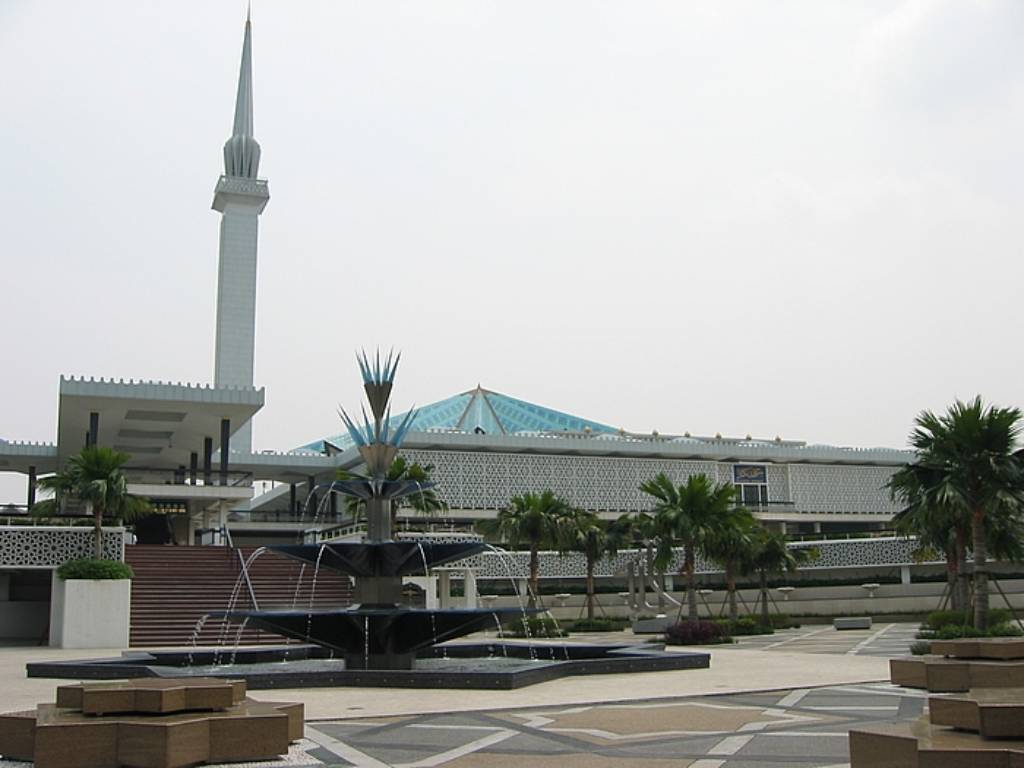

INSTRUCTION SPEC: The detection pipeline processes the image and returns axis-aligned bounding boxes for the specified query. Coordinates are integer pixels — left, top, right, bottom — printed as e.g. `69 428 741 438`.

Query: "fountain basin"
226 607 532 670
27 642 710 690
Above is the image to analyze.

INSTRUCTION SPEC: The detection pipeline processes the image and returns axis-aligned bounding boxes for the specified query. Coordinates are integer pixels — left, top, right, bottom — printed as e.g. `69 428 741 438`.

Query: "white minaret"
212 11 269 453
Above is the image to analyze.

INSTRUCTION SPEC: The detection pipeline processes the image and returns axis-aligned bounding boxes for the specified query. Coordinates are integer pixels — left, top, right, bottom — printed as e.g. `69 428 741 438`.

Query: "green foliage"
568 617 630 632
665 619 733 645
929 621 1022 640
894 397 1024 630
487 491 569 551
57 558 133 581
924 609 1013 631
503 615 568 638
38 446 150 558
767 613 800 629
910 641 932 656
715 617 774 636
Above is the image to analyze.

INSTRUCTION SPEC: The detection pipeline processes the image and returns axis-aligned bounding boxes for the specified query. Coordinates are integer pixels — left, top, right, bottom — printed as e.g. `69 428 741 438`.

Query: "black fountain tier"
226 351 539 670
228 539 530 669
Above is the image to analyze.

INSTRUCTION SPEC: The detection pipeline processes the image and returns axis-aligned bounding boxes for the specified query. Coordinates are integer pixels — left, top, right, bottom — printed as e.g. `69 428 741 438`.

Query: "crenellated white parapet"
59 375 264 404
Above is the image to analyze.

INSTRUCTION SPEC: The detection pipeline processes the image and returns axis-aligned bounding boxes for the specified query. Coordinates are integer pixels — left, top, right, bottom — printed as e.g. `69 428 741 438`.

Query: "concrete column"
87 412 99 447
464 569 478 609
27 466 36 508
307 476 318 517
438 571 452 610
813 522 822 534
219 418 231 486
218 502 229 545
664 575 674 592
518 578 529 604
203 438 213 485
189 453 198 486
901 565 912 585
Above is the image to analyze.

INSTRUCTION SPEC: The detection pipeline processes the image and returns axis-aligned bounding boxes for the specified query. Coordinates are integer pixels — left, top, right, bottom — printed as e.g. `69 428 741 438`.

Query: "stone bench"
834 616 872 630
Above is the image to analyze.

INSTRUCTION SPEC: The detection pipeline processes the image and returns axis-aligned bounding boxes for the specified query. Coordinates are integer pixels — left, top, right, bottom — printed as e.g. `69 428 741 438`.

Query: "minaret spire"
212 12 270 454
223 12 261 178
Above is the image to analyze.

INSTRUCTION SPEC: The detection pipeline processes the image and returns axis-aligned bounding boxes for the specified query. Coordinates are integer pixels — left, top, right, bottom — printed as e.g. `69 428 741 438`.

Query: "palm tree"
36 446 150 558
743 527 814 627
641 473 737 621
900 398 1024 630
889 465 970 611
491 490 570 607
338 456 446 528
704 506 758 622
559 510 608 619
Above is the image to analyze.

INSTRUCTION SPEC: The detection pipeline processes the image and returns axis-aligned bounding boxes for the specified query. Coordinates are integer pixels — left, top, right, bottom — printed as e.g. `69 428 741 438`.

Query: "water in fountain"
416 542 447 660
229 617 251 666
214 546 267 664
187 614 210 666
304 544 328 643
484 544 538 661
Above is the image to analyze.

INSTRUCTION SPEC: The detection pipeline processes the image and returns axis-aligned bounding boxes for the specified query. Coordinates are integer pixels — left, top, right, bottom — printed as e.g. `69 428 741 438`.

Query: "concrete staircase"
125 545 352 647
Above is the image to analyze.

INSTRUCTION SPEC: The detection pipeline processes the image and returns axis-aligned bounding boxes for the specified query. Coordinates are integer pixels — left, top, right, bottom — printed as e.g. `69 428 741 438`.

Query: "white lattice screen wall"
401 449 897 516
788 464 898 515
0 527 124 568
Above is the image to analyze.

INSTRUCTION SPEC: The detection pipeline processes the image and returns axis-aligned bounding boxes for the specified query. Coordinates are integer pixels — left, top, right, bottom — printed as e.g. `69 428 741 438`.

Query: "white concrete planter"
632 616 673 634
49 574 131 649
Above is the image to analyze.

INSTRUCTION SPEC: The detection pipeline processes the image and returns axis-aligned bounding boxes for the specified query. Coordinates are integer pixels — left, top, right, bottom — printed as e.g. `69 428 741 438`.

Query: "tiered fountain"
28 352 711 688
225 351 531 670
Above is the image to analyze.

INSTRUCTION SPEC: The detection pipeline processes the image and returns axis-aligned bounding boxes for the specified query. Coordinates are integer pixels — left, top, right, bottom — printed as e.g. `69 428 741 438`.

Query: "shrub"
715 617 774 636
910 641 932 656
57 558 134 581
665 620 732 645
768 613 800 629
930 621 1024 640
569 617 630 632
988 622 1024 638
924 609 1012 631
504 616 568 638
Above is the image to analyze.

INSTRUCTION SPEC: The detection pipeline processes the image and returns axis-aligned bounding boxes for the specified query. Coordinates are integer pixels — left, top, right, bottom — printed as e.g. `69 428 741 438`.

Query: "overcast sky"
2 1 1023 494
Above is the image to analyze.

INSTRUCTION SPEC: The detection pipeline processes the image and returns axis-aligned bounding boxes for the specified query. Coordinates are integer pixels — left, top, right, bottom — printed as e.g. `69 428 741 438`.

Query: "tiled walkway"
285 681 925 767
0 624 922 767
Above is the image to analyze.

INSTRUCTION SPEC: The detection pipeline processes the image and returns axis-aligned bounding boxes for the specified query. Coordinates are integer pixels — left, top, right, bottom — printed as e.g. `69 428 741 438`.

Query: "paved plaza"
0 623 922 768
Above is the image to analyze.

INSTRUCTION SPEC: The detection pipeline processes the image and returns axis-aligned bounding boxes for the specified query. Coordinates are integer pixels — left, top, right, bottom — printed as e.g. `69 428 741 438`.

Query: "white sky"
2 1 1023 498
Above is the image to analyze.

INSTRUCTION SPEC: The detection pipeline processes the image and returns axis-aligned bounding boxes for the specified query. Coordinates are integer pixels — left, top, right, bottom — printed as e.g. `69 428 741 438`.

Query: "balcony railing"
125 466 253 488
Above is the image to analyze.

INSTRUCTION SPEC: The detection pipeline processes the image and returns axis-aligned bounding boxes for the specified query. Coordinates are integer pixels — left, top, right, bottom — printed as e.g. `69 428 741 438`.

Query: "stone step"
929 689 1024 739
849 716 1024 768
931 639 1024 661
891 657 1024 692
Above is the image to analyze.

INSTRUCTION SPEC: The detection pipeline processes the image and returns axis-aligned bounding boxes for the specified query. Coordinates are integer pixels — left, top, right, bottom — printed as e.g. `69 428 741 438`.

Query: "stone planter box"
49 574 130 649
632 616 673 634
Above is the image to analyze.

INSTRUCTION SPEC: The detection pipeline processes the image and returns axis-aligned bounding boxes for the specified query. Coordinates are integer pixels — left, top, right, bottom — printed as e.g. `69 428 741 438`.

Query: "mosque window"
733 464 769 507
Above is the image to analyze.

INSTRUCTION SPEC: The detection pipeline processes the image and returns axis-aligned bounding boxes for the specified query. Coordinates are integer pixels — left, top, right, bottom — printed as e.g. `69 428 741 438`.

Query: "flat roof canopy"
57 376 264 469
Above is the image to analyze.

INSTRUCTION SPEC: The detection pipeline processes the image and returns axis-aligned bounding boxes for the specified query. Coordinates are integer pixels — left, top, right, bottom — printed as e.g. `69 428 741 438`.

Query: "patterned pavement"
0 624 921 768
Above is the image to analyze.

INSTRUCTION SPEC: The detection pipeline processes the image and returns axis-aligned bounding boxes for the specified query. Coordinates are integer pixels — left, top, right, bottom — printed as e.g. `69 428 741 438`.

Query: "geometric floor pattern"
296 683 927 767
0 624 921 768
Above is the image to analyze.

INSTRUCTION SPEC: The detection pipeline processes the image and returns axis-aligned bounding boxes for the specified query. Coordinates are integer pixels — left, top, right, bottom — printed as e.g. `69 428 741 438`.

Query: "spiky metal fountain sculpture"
228 351 531 669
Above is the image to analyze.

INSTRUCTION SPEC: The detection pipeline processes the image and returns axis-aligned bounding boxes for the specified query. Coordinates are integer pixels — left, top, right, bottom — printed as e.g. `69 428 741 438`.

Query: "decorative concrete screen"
0 527 123 567
399 449 898 517
452 537 933 580
401 449 721 512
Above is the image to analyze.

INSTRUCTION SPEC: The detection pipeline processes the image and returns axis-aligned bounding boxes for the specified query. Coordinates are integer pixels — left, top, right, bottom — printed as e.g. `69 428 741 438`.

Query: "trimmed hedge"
665 620 733 645
56 558 134 581
568 617 631 632
924 609 1013 631
715 617 774 636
